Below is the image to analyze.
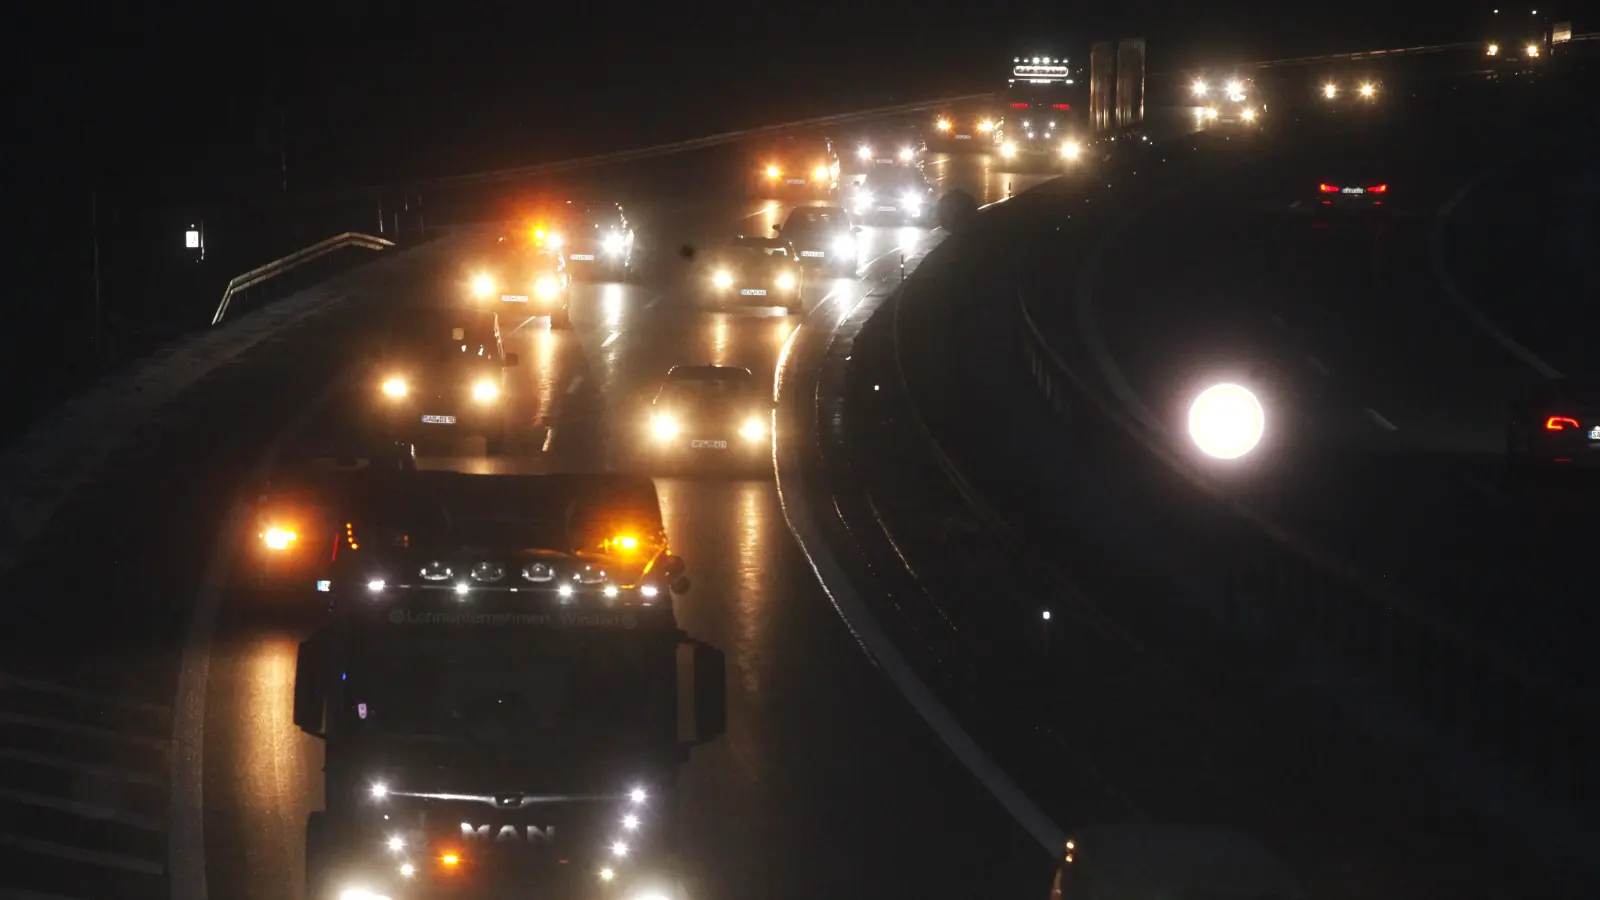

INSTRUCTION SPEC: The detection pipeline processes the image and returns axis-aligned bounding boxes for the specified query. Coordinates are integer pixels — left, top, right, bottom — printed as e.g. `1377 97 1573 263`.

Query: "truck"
1483 7 1553 67
293 475 723 900
992 54 1090 167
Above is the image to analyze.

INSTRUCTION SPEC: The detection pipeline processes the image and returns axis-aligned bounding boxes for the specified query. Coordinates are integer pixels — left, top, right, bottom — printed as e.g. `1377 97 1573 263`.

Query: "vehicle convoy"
1046 825 1304 900
849 166 935 225
994 55 1090 165
774 205 860 275
750 135 839 199
644 365 773 470
467 235 572 327
367 307 521 455
543 200 635 282
1507 375 1600 471
294 472 719 900
1483 6 1552 66
699 235 804 313
1189 72 1265 129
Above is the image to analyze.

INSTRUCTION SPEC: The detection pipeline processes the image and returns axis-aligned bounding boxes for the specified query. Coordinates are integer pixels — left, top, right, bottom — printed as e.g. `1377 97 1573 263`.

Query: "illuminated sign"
1012 64 1070 79
1552 22 1571 42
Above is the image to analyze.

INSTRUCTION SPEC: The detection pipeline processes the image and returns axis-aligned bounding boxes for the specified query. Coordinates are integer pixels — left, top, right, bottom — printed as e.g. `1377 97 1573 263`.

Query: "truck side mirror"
293 632 330 738
663 555 687 579
677 640 727 745
671 576 691 595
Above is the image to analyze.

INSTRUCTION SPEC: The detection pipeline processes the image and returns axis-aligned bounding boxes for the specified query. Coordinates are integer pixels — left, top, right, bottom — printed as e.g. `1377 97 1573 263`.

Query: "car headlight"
472 273 495 298
1323 83 1337 99
936 118 952 131
854 191 873 210
775 271 796 290
1227 79 1243 94
338 888 392 900
899 147 913 162
1526 43 1539 57
812 165 829 180
1192 79 1207 96
999 141 1017 158
473 380 498 402
765 165 780 179
535 275 560 299
382 377 407 398
652 414 679 440
739 417 766 441
602 232 625 254
712 270 732 288
900 191 922 211
831 234 855 256
857 145 872 160
1241 108 1256 121
1487 43 1499 56
1359 83 1375 98
977 119 994 132
548 233 564 249
1204 107 1219 119
262 527 297 551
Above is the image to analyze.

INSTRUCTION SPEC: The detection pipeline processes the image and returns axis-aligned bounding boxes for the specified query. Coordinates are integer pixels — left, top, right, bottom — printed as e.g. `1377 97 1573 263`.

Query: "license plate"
501 294 528 302
800 250 824 257
1589 426 1600 440
691 440 728 450
954 134 972 140
875 158 893 164
1342 187 1365 194
422 415 456 425
569 253 595 261
739 288 767 296
786 178 806 185
877 206 898 212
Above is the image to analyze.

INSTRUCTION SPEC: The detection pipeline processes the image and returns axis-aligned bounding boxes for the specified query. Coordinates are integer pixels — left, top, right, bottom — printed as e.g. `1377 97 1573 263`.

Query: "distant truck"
1483 7 1553 65
992 54 1090 166
295 474 724 900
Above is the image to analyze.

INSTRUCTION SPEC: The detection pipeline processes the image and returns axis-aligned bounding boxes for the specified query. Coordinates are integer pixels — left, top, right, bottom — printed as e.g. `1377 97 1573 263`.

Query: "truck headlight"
977 119 994 132
472 380 498 402
1000 141 1018 158
936 118 952 131
765 165 780 179
1204 107 1219 119
812 165 829 180
899 147 913 162
602 232 626 254
857 145 872 160
900 192 922 212
535 275 561 299
471 273 495 298
1241 108 1256 122
1526 43 1539 57
831 234 855 256
775 271 796 290
652 414 679 440
1358 83 1375 98
382 377 407 398
1487 43 1499 56
1061 140 1082 160
739 417 766 441
1323 83 1337 99
1192 79 1207 96
712 270 732 288
262 527 297 551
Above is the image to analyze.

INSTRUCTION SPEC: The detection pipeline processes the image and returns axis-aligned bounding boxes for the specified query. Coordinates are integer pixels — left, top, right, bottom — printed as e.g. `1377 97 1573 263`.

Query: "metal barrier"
210 231 395 326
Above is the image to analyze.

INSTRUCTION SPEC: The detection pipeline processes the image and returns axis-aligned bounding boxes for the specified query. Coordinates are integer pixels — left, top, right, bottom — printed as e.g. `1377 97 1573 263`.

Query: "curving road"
0 137 1062 900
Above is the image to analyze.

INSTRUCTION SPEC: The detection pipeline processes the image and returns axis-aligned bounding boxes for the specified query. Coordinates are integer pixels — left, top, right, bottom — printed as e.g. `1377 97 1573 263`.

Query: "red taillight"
1052 103 1071 109
1546 416 1580 431
1011 102 1029 108
1368 184 1388 193
1318 184 1339 193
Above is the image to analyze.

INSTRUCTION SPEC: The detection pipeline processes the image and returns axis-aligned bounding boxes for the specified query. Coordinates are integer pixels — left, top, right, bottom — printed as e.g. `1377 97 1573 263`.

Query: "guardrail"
1013 239 1597 806
210 231 395 326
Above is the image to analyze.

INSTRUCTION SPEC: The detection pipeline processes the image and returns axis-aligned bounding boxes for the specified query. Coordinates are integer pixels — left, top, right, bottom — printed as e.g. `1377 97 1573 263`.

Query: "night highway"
3 6 1598 900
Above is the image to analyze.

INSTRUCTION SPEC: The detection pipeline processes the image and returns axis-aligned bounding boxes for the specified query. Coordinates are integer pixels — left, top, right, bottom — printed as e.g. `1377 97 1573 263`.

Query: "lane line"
1429 168 1563 380
169 367 356 900
601 330 621 347
0 747 162 787
0 674 170 717
1363 408 1399 432
0 787 163 832
566 376 584 395
0 832 163 875
542 428 557 453
0 713 167 750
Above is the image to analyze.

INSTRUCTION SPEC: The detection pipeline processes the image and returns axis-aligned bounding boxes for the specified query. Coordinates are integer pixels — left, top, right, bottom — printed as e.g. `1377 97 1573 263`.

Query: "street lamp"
1187 383 1264 460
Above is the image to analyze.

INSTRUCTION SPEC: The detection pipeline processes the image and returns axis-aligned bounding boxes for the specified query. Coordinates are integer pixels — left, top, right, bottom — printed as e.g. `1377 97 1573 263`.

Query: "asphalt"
849 69 1600 897
0 135 1078 900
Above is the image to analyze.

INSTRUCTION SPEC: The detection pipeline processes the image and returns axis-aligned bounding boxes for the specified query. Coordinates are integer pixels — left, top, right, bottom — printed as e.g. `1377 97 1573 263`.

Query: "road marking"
170 367 355 900
0 832 163 875
602 330 621 347
1363 408 1398 431
0 713 167 750
0 787 163 832
1430 169 1563 380
0 674 169 717
1306 355 1329 375
0 747 161 787
542 428 556 453
566 376 584 395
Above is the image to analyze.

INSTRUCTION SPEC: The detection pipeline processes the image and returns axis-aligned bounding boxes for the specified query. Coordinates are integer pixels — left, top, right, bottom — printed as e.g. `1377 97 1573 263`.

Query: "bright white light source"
1042 610 1051 621
712 270 732 288
611 840 629 857
1188 383 1265 460
367 579 385 593
857 145 872 160
629 787 647 804
603 584 619 598
1323 82 1337 99
370 783 389 799
455 582 469 596
387 835 405 852
599 867 616 882
1358 82 1375 97
641 585 659 597
622 813 640 830
185 229 200 249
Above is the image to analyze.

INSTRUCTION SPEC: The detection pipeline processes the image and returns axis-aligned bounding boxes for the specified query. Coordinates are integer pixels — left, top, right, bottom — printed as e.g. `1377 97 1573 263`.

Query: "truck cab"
294 578 725 900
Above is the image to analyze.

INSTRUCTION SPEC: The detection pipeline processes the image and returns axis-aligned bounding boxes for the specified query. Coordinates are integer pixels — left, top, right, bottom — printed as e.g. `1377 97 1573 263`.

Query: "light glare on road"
1188 383 1264 460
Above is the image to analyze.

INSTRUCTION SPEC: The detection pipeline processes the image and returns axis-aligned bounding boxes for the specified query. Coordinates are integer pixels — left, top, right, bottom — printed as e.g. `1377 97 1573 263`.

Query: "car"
1507 376 1600 472
930 109 997 149
845 124 927 176
467 235 572 327
774 205 860 276
849 166 935 225
367 307 521 454
750 135 839 199
1312 175 1391 212
1192 74 1265 129
1315 76 1382 108
701 236 805 313
558 200 635 282
644 366 772 471
1047 825 1304 900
